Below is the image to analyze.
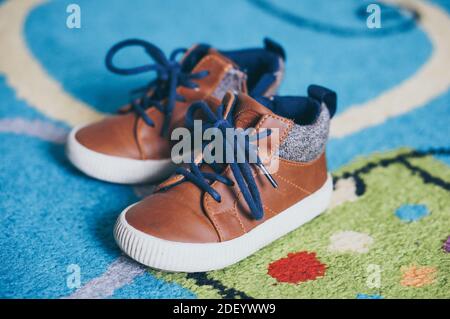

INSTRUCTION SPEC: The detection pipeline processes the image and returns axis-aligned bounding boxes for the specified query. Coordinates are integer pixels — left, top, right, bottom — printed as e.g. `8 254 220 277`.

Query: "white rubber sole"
114 174 333 272
66 125 176 184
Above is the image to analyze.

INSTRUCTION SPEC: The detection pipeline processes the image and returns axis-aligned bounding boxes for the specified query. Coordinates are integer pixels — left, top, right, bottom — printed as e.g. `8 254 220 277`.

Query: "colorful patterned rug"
0 0 449 299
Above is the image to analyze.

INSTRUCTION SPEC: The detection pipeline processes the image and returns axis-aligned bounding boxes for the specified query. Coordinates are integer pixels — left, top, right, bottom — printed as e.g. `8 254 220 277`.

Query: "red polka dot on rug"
267 251 326 284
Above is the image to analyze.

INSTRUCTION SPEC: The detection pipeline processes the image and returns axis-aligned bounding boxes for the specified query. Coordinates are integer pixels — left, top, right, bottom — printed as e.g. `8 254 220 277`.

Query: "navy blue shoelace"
105 39 209 135
173 101 277 220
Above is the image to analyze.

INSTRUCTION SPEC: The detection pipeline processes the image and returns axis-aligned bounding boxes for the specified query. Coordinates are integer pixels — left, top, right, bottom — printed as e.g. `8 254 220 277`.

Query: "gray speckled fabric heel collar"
278 103 330 162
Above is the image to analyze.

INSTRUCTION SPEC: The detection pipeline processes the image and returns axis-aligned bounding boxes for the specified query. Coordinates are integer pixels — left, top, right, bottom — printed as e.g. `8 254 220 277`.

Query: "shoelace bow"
105 39 209 135
173 101 277 220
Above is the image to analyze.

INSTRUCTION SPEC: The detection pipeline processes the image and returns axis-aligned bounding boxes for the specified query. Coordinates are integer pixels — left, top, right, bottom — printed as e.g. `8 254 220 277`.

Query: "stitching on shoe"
273 172 312 195
262 204 277 218
208 180 247 235
204 194 226 241
279 152 326 167
255 113 293 161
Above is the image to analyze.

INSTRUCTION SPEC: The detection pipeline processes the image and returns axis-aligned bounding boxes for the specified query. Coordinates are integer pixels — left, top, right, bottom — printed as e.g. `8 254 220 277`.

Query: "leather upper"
76 48 244 160
125 93 328 243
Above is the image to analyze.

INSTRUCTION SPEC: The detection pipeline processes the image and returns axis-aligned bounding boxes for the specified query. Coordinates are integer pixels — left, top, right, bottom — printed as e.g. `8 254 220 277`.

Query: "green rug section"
153 149 450 298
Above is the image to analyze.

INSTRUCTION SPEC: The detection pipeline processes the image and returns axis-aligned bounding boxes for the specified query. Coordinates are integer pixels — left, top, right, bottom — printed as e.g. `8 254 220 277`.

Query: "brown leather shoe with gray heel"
66 39 285 184
114 85 337 272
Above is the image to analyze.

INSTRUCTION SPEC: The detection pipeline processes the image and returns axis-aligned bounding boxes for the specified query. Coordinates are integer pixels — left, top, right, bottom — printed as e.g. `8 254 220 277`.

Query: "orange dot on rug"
400 265 437 287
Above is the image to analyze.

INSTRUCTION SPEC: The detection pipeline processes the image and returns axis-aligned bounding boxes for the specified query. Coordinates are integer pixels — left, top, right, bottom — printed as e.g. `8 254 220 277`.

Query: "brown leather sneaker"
66 38 285 184
114 85 337 272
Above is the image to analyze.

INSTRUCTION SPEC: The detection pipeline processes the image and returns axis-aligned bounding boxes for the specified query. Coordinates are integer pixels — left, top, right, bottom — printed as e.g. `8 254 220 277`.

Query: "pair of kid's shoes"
66 38 337 272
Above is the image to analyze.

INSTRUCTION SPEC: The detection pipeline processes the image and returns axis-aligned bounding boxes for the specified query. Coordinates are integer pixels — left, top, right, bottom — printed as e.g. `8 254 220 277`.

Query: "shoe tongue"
178 46 247 101
231 93 273 128
180 44 211 72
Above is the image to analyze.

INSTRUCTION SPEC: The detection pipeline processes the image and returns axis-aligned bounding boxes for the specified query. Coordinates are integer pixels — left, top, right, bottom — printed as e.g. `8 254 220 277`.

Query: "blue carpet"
24 0 431 113
0 0 449 298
